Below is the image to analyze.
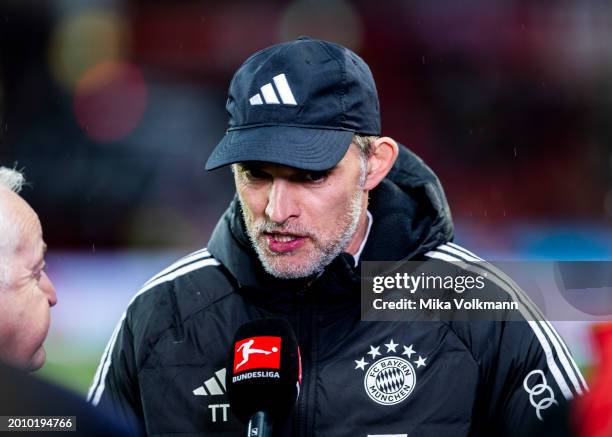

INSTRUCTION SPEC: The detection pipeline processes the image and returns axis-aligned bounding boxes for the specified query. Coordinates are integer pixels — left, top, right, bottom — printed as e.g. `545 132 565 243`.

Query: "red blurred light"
74 61 147 142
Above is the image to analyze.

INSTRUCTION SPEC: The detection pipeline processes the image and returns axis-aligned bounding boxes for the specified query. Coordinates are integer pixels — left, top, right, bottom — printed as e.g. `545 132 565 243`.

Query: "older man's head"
0 167 56 370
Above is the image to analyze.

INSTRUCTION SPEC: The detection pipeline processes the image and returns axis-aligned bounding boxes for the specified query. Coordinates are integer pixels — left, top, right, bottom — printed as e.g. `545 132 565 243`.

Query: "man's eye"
244 168 269 180
303 171 328 183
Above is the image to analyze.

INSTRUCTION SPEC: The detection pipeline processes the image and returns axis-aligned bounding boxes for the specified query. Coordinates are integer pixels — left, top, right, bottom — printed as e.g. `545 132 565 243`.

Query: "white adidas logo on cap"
249 73 297 106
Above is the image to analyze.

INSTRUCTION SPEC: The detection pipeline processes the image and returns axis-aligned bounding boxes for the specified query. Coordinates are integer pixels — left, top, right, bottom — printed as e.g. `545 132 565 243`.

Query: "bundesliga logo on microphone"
227 318 301 426
232 336 282 382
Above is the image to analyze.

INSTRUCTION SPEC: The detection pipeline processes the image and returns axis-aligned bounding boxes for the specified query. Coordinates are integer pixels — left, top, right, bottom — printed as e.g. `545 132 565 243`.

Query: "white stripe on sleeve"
87 257 220 406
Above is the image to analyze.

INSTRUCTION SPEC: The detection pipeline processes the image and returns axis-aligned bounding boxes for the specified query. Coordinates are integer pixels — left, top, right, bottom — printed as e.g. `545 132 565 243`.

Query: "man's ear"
363 136 399 191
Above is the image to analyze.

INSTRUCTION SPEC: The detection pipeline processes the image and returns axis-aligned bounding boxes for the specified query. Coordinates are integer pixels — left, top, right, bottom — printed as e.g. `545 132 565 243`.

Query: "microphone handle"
246 411 272 437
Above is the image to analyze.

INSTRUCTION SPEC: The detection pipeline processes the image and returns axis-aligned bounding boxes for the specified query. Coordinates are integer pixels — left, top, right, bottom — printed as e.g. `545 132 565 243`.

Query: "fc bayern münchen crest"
354 339 427 406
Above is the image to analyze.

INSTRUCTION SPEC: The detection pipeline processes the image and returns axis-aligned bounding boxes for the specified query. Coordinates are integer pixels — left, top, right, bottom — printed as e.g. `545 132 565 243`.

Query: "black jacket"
88 146 586 436
0 362 136 436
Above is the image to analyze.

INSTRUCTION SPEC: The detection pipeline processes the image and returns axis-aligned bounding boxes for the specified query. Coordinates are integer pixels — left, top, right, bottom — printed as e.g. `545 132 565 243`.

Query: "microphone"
227 318 302 437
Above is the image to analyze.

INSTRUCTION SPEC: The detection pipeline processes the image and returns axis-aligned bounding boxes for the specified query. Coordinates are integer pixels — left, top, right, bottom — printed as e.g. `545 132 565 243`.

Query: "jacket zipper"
294 286 314 437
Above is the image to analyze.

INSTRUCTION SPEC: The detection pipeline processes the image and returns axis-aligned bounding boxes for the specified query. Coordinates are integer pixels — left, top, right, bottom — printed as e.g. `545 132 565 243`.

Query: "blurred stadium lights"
537 2 612 78
73 60 147 142
49 7 128 91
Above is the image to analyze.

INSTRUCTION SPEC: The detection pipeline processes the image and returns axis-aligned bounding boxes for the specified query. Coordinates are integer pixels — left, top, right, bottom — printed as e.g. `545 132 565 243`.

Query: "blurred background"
0 0 610 395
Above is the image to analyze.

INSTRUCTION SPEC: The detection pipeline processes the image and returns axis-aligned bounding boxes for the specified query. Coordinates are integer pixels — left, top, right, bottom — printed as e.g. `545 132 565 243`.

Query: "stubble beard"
239 168 366 279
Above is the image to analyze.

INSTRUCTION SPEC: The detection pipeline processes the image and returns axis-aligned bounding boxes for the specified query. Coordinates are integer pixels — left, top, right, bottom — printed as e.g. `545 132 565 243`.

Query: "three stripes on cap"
249 73 297 106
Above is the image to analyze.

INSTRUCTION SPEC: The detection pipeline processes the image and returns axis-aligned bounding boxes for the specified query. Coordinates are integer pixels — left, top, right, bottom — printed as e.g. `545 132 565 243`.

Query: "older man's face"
234 144 367 279
0 191 57 370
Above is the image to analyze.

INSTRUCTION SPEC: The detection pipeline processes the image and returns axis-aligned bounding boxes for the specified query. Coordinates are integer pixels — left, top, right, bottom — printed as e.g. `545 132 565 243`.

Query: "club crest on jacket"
354 339 427 406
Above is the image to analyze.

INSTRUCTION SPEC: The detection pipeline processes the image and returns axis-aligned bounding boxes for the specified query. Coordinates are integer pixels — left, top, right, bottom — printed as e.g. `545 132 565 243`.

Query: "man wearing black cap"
89 37 586 436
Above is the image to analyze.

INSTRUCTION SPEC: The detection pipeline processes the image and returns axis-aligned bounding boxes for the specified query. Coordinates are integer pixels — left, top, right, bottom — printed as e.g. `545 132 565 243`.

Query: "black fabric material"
92 143 579 436
0 362 137 436
205 36 381 171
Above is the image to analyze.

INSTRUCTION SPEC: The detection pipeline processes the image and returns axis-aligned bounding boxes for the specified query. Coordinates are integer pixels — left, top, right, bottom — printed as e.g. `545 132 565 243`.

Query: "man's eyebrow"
313 167 335 173
299 167 335 176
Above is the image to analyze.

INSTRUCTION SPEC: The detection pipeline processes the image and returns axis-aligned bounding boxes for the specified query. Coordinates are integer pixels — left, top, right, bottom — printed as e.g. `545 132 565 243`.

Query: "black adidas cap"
205 37 381 171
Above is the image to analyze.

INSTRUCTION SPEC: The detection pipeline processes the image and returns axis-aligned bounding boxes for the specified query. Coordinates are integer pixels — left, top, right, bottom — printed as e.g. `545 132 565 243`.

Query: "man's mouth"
263 232 308 253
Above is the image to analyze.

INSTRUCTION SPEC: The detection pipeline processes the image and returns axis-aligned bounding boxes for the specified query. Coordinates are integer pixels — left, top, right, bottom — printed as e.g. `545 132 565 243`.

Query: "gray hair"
0 167 25 193
0 166 27 289
352 134 378 187
352 134 378 159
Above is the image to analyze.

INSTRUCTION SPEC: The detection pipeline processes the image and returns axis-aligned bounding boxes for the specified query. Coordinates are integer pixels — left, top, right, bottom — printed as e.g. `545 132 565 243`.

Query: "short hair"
0 166 27 289
0 167 25 193
352 134 378 159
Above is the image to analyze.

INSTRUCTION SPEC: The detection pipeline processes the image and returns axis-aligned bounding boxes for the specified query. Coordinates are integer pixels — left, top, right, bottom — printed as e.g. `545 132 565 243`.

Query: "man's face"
0 191 57 371
234 144 367 279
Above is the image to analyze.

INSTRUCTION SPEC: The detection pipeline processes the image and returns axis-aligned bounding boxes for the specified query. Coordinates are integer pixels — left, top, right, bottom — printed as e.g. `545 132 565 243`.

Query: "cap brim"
205 126 354 171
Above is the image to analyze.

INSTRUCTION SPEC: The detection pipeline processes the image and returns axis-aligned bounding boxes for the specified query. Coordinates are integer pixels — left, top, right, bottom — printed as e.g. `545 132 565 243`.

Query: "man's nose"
265 180 299 223
41 271 57 307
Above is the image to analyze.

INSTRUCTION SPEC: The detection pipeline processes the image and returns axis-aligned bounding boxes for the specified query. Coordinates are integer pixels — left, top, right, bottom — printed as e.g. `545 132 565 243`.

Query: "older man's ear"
362 137 399 191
